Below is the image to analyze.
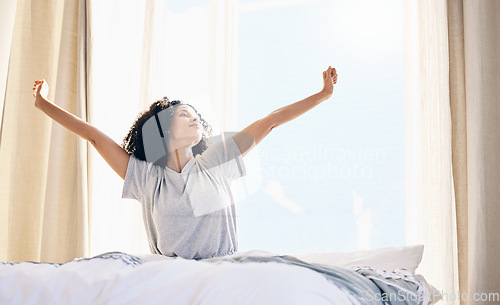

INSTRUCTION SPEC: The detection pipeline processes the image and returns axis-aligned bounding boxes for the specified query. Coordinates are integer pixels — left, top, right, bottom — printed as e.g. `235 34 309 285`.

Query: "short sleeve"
198 136 246 181
122 155 162 201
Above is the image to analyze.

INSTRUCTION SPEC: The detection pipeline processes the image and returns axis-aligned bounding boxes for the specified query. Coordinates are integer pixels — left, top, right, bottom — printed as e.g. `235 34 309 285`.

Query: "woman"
32 66 338 259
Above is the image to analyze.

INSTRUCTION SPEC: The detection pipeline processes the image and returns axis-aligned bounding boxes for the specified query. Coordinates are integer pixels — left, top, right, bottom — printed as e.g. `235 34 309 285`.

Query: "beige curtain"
449 0 500 302
0 0 92 263
0 0 17 122
457 0 500 303
407 0 500 303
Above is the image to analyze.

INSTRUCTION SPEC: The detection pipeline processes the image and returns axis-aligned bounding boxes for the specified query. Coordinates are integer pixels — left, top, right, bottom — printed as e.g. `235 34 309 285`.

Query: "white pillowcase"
292 245 424 274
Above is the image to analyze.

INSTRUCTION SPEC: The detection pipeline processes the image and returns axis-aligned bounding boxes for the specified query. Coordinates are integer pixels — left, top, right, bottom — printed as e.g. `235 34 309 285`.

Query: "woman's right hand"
33 79 49 109
321 66 338 98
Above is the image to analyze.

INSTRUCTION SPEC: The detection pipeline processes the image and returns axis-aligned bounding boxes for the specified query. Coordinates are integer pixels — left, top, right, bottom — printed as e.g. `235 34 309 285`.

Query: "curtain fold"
446 0 468 301
0 0 91 263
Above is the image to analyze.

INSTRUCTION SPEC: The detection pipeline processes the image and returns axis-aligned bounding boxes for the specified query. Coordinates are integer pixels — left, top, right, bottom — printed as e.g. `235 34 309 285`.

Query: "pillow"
292 245 424 274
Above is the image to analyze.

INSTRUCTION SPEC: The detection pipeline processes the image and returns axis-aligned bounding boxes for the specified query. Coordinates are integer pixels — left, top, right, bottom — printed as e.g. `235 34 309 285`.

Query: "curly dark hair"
122 97 212 162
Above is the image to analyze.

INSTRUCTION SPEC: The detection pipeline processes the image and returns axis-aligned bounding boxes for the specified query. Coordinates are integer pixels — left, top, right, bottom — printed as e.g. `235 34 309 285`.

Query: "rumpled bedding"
0 252 430 305
202 254 430 305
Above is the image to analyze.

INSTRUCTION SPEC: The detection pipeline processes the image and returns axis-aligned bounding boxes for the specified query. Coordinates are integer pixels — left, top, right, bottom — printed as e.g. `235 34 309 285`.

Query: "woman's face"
168 105 203 147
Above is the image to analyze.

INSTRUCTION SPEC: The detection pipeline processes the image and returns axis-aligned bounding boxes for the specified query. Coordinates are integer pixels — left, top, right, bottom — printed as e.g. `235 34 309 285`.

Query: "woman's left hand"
33 79 50 109
321 66 338 97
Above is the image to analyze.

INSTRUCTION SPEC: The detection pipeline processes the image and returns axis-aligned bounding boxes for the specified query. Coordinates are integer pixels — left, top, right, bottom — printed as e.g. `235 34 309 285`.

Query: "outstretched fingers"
33 82 38 97
33 80 42 98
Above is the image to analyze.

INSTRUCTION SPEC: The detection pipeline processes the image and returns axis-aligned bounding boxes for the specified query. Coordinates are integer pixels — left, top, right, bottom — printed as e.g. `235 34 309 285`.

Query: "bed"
0 245 441 305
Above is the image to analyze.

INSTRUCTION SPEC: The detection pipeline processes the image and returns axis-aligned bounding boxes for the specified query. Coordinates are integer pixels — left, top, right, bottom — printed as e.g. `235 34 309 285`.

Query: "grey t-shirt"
122 136 246 259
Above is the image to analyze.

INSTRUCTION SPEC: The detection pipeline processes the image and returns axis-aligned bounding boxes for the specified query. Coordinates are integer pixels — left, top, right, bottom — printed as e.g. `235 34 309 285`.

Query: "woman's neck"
166 146 194 173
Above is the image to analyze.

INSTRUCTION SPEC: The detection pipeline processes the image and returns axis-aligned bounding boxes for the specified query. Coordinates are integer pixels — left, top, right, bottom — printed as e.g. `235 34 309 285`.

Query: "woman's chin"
191 138 202 146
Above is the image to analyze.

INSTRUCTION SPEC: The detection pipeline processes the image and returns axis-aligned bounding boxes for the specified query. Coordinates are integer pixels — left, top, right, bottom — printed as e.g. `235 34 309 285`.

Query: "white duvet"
0 252 362 305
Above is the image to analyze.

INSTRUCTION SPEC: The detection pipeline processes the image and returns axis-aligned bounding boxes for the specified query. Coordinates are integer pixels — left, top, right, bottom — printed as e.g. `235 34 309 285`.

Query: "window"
89 0 405 255
235 0 405 253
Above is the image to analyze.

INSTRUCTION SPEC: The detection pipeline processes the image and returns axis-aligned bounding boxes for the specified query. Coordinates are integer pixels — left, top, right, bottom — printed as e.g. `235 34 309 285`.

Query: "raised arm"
233 66 338 157
33 80 130 180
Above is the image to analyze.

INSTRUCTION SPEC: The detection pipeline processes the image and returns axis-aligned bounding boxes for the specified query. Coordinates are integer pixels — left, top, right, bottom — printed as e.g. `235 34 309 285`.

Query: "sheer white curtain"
404 0 459 302
89 0 239 255
89 0 148 256
142 0 240 133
